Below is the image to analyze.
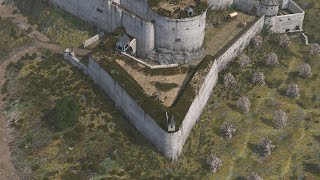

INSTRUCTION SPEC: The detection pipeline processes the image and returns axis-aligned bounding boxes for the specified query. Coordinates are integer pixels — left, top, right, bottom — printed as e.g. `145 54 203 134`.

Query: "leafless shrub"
251 35 263 48
285 83 299 98
265 52 279 66
208 154 222 173
238 54 251 68
252 72 265 86
236 96 251 113
220 121 236 139
309 43 320 56
279 34 290 47
247 172 263 180
261 137 275 156
273 110 288 129
224 73 236 87
299 63 312 78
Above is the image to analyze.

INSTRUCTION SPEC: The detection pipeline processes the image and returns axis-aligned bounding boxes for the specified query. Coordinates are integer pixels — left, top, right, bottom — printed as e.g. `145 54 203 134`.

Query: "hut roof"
117 34 131 47
185 6 193 13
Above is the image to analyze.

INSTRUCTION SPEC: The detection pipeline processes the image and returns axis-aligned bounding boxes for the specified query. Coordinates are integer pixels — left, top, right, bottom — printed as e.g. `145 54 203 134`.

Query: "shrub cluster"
279 34 290 47
309 43 320 56
220 121 236 139
252 72 265 86
273 110 288 129
208 154 222 173
247 172 263 180
238 54 251 69
236 96 251 113
52 96 81 131
299 62 312 78
261 137 275 156
285 83 299 98
251 35 263 48
224 73 236 87
265 52 279 66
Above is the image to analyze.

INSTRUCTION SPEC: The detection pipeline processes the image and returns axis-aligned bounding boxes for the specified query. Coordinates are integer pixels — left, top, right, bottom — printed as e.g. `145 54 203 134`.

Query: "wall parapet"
63 15 265 161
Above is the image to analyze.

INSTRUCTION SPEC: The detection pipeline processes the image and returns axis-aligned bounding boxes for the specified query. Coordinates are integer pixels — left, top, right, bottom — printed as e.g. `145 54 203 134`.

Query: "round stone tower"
258 0 279 17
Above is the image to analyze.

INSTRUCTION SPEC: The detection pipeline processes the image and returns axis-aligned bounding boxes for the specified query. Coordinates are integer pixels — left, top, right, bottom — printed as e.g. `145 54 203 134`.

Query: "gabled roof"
185 6 193 13
261 0 279 6
117 34 131 47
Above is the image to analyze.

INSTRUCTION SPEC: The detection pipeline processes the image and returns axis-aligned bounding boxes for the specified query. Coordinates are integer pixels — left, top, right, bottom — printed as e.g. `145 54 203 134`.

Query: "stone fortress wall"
64 15 265 160
268 0 304 33
50 0 207 63
232 0 304 33
59 0 305 160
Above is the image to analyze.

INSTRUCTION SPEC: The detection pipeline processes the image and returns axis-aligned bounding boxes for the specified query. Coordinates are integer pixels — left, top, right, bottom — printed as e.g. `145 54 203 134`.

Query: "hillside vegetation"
1 0 319 179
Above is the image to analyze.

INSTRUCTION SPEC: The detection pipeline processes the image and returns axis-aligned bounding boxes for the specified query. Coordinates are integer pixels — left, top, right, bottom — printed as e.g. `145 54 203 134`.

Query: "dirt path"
0 46 37 180
0 1 90 179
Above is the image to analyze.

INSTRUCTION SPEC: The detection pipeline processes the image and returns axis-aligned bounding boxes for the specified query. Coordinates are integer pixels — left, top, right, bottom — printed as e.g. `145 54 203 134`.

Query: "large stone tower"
258 0 279 17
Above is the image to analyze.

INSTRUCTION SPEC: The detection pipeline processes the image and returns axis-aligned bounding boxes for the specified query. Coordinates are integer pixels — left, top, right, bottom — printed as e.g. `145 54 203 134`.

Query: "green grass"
36 7 96 48
0 17 33 60
295 0 320 43
2 1 320 179
4 33 319 179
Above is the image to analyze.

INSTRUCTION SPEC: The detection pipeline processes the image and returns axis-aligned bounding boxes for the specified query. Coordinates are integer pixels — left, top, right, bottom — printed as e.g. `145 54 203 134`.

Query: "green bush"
53 96 81 131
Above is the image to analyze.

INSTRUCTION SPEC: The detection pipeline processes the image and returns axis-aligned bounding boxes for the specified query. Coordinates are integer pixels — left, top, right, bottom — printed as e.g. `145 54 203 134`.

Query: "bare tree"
261 137 275 156
221 121 236 139
285 83 300 98
279 34 290 47
299 62 312 78
266 52 279 66
251 35 263 48
224 73 236 87
247 172 263 180
273 110 288 129
236 96 251 113
252 72 265 86
309 43 320 56
208 154 222 173
238 54 251 69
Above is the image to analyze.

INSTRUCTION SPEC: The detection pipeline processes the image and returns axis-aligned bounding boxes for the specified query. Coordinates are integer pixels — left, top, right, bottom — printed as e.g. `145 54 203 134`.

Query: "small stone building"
258 0 279 17
185 7 193 16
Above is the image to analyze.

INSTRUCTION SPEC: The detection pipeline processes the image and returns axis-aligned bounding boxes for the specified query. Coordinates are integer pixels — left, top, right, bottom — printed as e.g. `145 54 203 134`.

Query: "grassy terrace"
148 0 208 18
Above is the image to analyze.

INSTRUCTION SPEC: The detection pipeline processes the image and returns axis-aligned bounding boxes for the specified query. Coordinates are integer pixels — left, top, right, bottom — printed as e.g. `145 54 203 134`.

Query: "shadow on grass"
228 102 248 114
234 176 247 180
247 142 263 157
304 163 320 176
260 117 274 128
286 71 299 83
313 135 320 142
276 87 287 96
213 127 224 138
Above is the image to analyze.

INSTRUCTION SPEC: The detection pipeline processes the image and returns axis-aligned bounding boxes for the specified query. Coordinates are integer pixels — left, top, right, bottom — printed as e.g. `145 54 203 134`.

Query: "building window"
288 18 291 20
97 8 103 13
175 38 181 42
279 19 282 22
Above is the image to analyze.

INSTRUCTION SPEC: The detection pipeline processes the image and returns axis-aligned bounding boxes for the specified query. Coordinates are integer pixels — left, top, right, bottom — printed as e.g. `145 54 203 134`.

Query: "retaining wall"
64 15 265 160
